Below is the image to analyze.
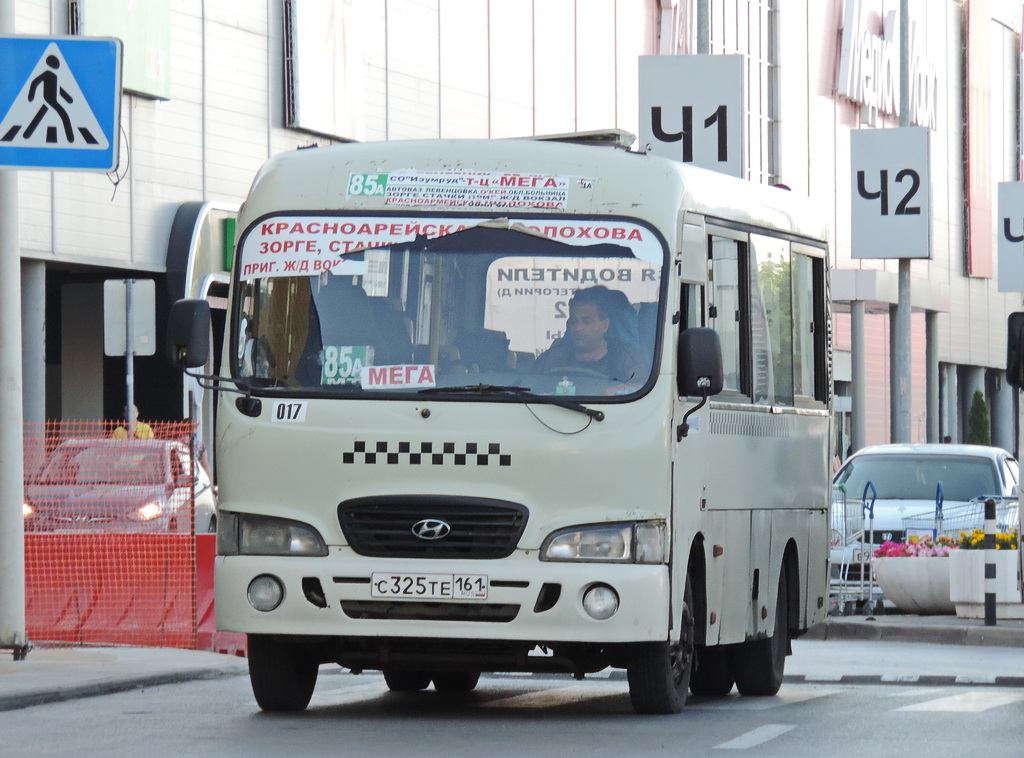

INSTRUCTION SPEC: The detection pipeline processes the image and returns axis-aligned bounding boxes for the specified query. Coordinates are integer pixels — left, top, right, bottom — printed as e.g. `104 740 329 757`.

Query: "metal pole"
895 263 912 442
984 498 997 626
0 0 28 659
892 0 912 443
126 279 135 436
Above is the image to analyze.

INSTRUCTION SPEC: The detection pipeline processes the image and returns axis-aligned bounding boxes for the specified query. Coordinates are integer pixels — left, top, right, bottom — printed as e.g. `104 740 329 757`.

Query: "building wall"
798 0 1020 447
16 0 659 267
10 0 1022 450
14 0 663 421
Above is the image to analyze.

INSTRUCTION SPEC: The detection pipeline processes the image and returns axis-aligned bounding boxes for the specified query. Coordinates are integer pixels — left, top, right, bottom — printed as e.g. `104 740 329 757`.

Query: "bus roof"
240 138 829 245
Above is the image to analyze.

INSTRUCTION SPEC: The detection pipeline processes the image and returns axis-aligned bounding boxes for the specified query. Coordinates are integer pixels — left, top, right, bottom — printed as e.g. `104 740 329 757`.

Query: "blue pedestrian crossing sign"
0 36 122 171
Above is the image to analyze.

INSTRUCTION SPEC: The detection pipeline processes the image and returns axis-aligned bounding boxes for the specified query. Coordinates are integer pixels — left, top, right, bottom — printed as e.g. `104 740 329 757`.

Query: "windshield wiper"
418 384 604 421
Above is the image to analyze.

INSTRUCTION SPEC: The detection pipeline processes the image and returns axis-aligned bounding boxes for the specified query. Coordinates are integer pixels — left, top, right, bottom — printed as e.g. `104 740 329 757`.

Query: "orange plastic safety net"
23 420 208 649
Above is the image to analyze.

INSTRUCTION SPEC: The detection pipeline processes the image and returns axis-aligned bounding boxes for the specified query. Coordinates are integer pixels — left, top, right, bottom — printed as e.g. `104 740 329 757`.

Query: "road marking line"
714 723 795 750
954 675 996 684
898 690 1024 712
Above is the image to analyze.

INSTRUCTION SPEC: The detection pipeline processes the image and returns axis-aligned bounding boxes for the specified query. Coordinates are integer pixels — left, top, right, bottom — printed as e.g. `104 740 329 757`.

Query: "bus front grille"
340 600 520 622
338 496 528 558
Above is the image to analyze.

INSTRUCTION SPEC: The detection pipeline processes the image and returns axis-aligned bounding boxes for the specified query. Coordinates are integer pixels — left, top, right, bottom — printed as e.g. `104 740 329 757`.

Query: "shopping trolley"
902 494 1019 543
829 480 882 615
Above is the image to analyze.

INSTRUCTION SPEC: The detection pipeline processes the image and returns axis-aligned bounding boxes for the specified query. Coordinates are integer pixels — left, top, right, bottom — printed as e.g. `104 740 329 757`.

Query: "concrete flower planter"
949 550 1024 619
872 557 954 615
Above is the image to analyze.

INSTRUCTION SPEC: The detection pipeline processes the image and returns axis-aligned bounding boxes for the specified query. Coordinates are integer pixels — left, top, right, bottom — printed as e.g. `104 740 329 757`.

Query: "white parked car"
23 438 217 533
832 443 1019 544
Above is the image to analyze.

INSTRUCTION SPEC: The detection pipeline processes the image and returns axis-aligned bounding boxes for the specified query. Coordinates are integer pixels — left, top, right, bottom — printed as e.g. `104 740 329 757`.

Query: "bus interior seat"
298 278 413 384
454 328 511 372
637 301 658 355
603 289 640 348
511 351 536 371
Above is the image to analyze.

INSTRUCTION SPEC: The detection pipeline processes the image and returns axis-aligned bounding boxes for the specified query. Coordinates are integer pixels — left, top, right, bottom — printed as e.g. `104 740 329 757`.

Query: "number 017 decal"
271 401 308 423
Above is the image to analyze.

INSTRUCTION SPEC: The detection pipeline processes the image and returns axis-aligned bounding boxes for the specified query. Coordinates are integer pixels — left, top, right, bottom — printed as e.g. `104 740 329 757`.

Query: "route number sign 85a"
321 345 372 385
850 127 931 260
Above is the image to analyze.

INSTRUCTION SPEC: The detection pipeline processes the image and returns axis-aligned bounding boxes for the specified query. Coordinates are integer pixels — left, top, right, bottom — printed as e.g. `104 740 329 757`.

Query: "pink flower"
872 536 958 558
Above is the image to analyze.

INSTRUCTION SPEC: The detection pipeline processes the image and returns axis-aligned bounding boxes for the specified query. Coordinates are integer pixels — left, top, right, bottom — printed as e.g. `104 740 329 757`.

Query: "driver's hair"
570 285 616 320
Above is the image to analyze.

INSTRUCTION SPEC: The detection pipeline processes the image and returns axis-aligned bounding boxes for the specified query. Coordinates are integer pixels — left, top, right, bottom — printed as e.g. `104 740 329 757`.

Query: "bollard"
984 498 997 627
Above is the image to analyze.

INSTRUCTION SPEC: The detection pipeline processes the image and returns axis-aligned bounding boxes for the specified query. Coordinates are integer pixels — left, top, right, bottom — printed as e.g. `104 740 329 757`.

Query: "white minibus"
169 133 832 714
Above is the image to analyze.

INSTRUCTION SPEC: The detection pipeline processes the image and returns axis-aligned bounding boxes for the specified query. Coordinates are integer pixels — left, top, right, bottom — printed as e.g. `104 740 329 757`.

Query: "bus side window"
707 236 743 393
680 284 703 329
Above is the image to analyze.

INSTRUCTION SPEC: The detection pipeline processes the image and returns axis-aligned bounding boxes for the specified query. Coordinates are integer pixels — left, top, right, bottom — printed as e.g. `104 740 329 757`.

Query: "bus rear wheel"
431 671 480 693
689 645 735 696
733 571 788 696
626 574 695 714
383 669 432 691
247 634 319 711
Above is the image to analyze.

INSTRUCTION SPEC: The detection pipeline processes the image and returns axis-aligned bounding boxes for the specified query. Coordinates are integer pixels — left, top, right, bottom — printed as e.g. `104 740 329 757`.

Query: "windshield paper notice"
239 216 662 280
347 170 572 210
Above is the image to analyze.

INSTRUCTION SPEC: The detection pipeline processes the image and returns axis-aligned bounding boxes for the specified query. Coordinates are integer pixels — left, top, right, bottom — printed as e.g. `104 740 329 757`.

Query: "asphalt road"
0 666 1020 758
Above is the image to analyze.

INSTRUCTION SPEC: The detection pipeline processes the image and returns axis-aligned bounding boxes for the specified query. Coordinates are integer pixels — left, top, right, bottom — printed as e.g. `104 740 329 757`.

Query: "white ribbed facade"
9 0 1023 454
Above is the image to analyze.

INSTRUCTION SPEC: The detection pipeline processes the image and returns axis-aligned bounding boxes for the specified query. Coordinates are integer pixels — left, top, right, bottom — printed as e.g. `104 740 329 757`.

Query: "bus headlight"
540 521 666 564
217 511 328 557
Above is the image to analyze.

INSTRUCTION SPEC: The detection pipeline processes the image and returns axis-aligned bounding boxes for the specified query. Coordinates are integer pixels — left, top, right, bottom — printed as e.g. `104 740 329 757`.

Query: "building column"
20 260 45 478
942 364 958 441
851 301 866 452
925 310 939 443
989 372 1014 452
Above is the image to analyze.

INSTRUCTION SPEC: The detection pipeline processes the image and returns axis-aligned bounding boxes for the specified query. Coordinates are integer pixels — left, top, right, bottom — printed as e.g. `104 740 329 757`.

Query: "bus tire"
247 634 318 711
689 645 735 696
383 669 432 692
733 572 788 696
431 671 480 693
626 574 695 714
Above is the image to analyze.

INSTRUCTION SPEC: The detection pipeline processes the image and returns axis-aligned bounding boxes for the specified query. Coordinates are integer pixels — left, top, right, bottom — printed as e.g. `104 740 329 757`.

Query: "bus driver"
534 285 646 384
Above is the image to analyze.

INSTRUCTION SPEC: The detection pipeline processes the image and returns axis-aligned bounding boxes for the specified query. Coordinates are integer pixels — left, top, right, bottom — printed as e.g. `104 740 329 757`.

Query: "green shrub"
965 389 991 446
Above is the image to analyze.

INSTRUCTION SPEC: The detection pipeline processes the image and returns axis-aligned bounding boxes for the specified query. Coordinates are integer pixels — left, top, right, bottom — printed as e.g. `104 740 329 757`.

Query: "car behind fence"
21 420 241 653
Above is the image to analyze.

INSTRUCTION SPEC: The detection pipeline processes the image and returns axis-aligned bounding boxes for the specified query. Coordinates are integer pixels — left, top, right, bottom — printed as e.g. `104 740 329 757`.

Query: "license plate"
370 572 488 600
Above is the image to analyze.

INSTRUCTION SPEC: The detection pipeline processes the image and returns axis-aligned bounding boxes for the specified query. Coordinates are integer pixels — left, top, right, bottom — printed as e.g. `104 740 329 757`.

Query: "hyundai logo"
412 518 451 540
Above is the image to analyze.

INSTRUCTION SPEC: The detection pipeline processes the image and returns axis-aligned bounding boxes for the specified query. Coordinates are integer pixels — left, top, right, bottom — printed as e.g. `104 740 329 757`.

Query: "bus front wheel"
733 572 788 696
626 575 695 714
247 634 319 711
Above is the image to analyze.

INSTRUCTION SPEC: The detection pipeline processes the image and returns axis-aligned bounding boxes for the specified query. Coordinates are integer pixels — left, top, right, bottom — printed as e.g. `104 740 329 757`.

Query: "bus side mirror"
1008 312 1024 388
677 328 724 397
167 299 211 370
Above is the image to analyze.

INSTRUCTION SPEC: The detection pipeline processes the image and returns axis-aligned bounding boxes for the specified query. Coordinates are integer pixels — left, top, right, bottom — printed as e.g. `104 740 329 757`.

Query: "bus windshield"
233 217 665 399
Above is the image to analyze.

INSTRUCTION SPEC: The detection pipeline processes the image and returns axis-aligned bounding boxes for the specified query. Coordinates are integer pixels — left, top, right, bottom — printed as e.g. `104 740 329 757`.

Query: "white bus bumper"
214 552 672 643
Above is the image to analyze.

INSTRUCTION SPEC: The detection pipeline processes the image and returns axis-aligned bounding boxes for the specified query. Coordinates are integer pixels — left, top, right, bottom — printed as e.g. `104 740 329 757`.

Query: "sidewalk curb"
804 618 1024 648
784 674 1024 688
0 665 247 712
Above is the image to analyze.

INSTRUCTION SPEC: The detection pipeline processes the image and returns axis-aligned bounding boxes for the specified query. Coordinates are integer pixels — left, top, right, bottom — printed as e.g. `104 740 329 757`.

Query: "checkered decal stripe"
342 441 511 466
